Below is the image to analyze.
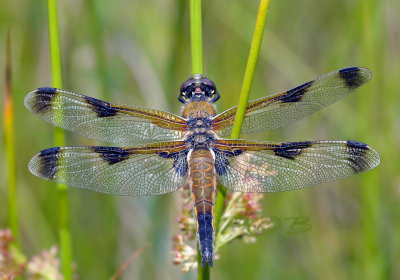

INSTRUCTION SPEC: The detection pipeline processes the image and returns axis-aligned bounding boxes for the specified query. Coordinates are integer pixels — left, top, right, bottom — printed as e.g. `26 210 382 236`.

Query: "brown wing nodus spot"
92 146 130 164
84 96 118 118
280 80 315 103
273 141 314 159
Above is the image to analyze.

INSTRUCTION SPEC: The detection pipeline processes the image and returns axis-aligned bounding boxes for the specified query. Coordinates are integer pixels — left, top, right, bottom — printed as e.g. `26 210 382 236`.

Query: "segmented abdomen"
188 148 216 267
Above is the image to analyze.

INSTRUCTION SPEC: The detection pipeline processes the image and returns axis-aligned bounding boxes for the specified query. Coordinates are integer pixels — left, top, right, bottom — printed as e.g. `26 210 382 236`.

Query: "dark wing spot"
346 140 368 150
38 147 61 179
281 80 314 103
215 151 230 176
93 146 130 164
346 140 369 173
173 152 188 176
214 148 243 176
339 67 364 89
274 141 313 160
158 150 188 177
33 87 58 114
85 96 117 117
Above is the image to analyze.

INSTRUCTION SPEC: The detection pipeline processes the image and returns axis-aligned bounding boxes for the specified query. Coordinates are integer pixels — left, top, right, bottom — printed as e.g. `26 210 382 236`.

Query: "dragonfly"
25 67 380 267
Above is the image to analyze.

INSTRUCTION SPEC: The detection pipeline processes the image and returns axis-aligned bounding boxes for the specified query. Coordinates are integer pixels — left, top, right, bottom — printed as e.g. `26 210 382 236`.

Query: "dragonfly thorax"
184 115 217 149
184 130 216 149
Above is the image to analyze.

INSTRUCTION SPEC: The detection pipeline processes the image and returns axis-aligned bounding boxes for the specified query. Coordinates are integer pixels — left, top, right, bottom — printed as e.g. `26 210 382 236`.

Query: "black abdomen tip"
197 211 214 267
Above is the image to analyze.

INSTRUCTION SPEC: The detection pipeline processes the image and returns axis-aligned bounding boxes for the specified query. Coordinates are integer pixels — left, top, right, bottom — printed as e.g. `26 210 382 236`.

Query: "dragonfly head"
179 74 220 104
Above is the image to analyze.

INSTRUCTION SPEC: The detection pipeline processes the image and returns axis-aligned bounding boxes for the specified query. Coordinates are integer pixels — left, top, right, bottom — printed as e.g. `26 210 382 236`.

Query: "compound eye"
180 78 196 92
204 89 215 98
201 78 216 89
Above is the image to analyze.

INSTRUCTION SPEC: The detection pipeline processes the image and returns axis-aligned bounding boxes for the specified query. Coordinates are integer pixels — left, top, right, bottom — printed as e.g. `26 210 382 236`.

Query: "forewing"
28 141 189 196
24 88 187 143
212 67 371 136
214 139 380 192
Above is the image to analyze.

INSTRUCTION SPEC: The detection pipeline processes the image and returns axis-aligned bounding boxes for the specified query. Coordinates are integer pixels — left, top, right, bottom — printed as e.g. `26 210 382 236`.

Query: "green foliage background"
0 0 399 279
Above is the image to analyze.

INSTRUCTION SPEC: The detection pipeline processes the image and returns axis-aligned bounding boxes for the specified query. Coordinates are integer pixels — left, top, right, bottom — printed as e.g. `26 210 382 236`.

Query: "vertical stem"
47 0 72 279
214 0 270 259
360 1 383 279
190 0 203 75
230 0 270 138
190 0 208 277
197 243 210 280
4 31 19 247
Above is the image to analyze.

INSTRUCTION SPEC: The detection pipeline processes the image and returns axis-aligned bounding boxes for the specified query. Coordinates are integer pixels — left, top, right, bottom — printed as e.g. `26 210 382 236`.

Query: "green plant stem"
190 0 203 75
4 31 20 247
197 244 210 280
47 0 72 279
189 0 209 277
214 0 270 263
230 0 270 138
360 1 383 279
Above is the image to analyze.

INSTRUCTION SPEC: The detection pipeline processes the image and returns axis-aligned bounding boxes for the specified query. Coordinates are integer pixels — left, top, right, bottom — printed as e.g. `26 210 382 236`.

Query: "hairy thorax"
182 101 216 118
182 101 218 149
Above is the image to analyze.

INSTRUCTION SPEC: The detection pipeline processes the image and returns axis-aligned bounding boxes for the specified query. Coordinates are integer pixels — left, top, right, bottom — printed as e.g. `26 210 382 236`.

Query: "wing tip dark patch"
346 140 372 173
37 87 57 93
281 80 315 103
346 140 368 150
84 96 117 118
93 146 130 164
274 141 314 160
339 67 370 89
28 87 58 114
36 146 61 179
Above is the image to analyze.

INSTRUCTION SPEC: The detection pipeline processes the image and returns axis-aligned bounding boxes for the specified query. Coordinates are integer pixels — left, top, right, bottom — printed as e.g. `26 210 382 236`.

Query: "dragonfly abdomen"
188 148 216 267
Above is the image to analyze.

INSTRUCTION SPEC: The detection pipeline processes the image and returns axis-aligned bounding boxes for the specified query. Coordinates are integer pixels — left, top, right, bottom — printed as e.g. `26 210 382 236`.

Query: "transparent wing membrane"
28 142 188 196
24 88 187 143
213 67 371 136
214 139 380 192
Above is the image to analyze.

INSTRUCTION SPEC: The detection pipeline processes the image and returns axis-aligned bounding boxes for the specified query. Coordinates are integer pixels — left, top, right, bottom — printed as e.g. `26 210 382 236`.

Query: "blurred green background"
0 0 399 279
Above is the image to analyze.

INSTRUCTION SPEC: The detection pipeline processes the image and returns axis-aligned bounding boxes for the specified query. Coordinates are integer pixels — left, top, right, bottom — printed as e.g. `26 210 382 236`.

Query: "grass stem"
47 0 72 278
190 0 203 75
4 31 19 247
189 0 209 277
230 0 270 139
214 0 270 265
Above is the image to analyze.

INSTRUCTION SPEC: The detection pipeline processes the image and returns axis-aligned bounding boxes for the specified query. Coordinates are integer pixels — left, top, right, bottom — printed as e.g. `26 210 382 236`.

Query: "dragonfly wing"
213 139 380 192
24 88 187 143
28 141 189 196
212 67 371 136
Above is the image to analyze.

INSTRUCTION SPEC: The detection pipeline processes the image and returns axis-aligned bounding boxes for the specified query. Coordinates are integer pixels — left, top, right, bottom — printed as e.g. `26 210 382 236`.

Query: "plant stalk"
214 0 270 265
190 0 203 75
4 31 20 247
47 0 72 279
